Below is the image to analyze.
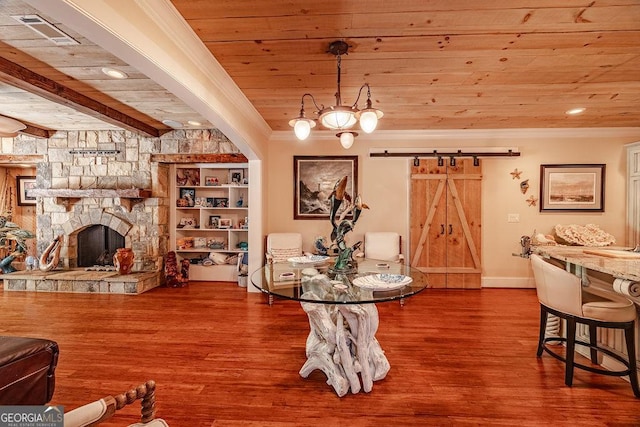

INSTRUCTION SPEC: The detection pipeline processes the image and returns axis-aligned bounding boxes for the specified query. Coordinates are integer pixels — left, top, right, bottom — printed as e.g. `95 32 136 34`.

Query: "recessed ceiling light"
187 120 202 126
101 67 128 79
162 119 183 129
566 107 586 115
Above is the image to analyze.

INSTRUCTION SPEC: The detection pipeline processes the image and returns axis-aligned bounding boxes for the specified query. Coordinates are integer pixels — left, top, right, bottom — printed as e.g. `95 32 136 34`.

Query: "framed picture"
209 215 221 228
213 197 229 207
540 164 605 212
205 176 219 186
17 176 36 206
294 155 358 220
179 188 196 206
179 217 198 228
229 169 244 184
218 218 232 229
176 168 200 186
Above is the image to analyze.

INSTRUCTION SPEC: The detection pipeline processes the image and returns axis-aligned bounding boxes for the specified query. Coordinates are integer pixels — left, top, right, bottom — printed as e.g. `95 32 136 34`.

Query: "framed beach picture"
540 164 605 212
17 176 36 206
293 155 358 220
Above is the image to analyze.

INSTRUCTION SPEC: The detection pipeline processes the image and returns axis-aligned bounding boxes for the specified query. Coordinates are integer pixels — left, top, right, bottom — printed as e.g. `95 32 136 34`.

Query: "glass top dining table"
250 257 430 396
250 257 429 305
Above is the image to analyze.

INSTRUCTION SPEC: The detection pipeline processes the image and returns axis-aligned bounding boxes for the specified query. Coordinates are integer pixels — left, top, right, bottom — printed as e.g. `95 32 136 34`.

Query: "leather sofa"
0 336 59 404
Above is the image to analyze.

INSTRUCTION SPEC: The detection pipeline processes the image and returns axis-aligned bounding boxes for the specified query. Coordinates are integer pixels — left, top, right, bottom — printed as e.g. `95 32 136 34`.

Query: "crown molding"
271 127 640 143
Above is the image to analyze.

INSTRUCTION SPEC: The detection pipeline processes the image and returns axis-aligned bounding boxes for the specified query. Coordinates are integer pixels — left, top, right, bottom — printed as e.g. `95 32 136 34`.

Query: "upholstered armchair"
356 232 404 263
64 380 169 426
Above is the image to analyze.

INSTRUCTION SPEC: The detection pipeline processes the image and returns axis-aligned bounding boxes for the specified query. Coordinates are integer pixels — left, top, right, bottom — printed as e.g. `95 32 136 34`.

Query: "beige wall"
266 129 640 287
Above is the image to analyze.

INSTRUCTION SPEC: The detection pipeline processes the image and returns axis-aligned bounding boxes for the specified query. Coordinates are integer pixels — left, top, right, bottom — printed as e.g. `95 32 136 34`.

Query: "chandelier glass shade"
319 105 358 130
288 41 383 148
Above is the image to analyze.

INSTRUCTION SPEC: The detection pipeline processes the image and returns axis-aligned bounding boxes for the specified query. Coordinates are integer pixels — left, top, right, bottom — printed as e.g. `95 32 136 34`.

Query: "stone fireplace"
0 128 241 294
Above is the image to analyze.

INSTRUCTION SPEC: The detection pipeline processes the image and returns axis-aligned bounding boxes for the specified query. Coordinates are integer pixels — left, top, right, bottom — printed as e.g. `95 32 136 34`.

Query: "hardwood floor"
1 283 638 426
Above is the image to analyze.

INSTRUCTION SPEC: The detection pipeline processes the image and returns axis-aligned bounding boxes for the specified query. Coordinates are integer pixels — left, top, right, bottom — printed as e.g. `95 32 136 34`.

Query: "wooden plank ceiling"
171 0 640 130
0 0 639 138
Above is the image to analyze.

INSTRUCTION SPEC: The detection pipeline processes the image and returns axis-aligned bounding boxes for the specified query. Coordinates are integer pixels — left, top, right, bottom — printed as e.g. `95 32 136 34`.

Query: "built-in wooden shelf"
27 188 152 212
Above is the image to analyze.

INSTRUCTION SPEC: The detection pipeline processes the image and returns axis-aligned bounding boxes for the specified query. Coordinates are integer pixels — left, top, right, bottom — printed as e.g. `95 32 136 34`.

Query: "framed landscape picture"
17 176 36 206
293 155 358 220
540 164 605 212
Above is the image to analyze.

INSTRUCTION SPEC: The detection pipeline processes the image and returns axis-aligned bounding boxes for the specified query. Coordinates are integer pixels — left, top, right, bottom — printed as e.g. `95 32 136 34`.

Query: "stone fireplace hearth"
1 207 164 294
2 269 160 294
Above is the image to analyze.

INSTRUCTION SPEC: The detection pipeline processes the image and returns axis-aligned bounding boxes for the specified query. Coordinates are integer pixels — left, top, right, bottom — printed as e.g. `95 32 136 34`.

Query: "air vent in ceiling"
11 14 79 46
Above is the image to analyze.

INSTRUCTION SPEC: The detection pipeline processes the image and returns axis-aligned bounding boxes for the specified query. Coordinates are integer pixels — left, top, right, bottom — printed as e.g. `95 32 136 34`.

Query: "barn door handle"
449 224 453 235
440 224 445 235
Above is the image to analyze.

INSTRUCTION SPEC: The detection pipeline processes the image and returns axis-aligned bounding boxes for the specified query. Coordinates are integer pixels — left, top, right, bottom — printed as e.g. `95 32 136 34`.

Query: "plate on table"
352 274 413 291
287 255 330 266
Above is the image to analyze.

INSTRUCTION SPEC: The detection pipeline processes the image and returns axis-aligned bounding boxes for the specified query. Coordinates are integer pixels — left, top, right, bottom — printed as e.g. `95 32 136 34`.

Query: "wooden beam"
0 57 163 138
21 124 56 139
150 153 248 163
0 154 45 163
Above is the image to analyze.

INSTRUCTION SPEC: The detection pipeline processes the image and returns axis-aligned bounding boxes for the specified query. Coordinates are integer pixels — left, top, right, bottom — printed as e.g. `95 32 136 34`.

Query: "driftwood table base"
299 294 390 397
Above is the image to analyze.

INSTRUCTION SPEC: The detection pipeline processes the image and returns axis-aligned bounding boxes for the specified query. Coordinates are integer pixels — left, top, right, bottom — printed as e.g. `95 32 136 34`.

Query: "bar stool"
530 254 640 397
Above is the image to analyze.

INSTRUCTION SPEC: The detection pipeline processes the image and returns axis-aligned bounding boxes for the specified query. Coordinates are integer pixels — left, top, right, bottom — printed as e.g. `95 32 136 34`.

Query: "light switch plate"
507 213 520 223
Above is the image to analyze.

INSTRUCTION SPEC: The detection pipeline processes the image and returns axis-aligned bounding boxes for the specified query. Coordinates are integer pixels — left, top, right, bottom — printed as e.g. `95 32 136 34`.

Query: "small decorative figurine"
314 236 329 256
510 168 522 180
526 195 538 207
520 179 530 194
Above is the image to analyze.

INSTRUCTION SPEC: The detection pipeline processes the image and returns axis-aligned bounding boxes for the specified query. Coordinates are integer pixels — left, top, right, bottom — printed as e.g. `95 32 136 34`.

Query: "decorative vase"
113 248 134 275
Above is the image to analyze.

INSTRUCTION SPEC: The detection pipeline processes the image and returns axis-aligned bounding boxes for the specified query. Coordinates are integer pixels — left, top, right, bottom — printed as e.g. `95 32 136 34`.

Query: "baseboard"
482 276 535 288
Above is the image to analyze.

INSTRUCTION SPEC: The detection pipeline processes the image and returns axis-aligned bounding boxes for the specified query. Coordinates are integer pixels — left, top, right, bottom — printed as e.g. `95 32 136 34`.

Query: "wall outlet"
507 213 520 223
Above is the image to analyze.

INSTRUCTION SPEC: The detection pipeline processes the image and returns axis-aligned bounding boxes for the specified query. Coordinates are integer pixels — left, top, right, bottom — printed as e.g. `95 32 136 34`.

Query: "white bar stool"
530 254 640 397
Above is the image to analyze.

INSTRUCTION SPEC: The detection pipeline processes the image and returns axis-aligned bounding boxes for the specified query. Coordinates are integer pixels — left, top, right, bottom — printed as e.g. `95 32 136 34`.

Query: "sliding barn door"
410 159 482 288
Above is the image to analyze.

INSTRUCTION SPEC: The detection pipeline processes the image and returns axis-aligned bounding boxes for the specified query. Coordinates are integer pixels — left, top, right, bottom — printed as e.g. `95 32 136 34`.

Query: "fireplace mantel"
28 188 152 212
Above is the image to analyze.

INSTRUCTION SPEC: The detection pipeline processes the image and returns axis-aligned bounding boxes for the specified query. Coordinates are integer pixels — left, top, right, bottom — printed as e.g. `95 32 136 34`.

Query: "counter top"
532 245 640 282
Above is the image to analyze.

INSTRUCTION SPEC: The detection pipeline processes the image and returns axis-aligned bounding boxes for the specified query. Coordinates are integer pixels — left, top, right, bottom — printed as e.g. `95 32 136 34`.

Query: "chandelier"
288 40 383 149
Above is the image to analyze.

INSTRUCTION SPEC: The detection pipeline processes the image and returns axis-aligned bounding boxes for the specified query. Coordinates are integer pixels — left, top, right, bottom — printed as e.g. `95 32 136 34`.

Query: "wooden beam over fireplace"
150 153 248 163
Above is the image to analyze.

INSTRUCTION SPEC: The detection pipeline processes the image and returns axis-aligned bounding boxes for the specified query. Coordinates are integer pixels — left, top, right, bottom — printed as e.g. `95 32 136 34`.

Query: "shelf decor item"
218 218 232 229
176 168 200 186
213 197 229 207
179 188 196 207
229 169 244 184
